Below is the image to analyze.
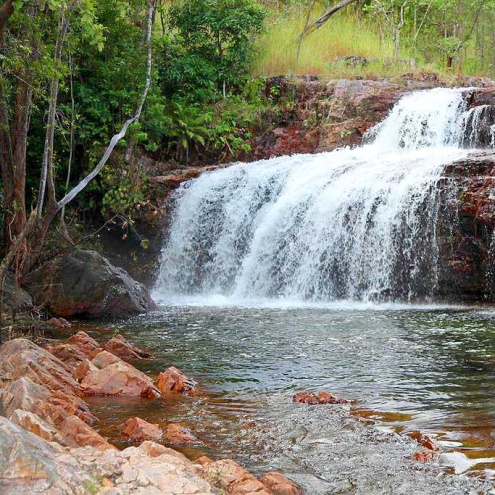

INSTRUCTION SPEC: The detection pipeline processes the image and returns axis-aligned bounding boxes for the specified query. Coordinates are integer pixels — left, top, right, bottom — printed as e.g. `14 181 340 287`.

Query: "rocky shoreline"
1 325 491 494
0 329 304 494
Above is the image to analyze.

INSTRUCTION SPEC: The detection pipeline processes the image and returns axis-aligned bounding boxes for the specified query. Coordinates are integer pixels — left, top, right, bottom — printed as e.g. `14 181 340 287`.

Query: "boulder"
155 366 196 394
73 359 98 382
22 249 157 318
202 459 273 495
120 417 163 443
259 472 304 495
104 334 153 361
80 352 160 397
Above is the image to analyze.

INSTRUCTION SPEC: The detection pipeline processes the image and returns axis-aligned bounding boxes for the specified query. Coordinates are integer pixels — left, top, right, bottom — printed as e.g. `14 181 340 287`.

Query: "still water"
90 302 495 494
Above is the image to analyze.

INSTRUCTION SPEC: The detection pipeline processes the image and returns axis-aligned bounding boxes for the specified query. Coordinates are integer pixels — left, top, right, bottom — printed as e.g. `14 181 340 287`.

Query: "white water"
154 88 484 304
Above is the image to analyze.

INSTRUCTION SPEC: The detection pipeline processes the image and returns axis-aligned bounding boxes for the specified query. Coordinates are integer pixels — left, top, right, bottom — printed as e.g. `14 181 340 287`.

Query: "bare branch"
298 0 358 40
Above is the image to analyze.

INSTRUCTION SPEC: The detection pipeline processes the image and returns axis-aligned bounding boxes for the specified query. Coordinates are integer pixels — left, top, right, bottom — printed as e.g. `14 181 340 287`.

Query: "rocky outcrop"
22 249 157 318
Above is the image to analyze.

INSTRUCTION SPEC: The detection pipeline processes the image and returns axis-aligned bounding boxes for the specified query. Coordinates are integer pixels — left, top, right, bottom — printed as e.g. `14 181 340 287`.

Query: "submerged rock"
164 423 197 445
22 249 157 318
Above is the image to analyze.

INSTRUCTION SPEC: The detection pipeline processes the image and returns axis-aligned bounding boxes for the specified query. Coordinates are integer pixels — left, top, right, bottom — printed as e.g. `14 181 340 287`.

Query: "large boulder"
22 249 157 318
0 272 33 315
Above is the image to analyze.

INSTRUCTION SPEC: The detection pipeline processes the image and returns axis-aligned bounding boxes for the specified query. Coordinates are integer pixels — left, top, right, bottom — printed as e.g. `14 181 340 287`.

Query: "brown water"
86 303 495 494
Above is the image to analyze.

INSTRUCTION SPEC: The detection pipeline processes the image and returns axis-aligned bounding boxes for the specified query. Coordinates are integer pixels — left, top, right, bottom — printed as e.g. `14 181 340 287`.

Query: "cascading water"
154 88 488 303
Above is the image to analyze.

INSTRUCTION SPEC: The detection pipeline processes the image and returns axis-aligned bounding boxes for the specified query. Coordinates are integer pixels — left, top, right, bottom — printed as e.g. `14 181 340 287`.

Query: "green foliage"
160 0 266 101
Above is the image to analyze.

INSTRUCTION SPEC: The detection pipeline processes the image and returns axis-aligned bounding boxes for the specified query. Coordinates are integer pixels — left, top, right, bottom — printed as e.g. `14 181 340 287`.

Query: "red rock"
164 423 197 444
46 343 88 370
202 459 273 494
65 331 102 359
155 366 196 394
0 339 81 396
412 450 436 463
73 359 98 382
80 359 161 397
407 431 440 451
46 317 71 328
120 417 163 443
91 350 121 369
259 471 304 495
293 390 349 405
104 334 153 361
56 414 115 450
195 456 213 466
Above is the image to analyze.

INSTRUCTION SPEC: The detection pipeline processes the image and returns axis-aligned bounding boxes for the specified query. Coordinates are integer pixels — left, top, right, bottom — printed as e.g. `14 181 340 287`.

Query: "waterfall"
154 88 490 304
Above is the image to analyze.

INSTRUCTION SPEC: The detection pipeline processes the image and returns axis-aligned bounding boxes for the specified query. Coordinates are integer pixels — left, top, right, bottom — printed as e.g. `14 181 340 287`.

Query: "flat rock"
105 334 153 361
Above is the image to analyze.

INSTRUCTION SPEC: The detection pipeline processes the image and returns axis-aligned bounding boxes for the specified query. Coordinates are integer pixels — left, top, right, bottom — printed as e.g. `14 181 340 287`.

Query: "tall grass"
252 6 424 79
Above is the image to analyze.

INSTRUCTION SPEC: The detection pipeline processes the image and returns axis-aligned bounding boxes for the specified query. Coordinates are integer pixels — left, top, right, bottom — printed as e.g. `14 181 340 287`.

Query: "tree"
163 0 266 101
0 0 156 284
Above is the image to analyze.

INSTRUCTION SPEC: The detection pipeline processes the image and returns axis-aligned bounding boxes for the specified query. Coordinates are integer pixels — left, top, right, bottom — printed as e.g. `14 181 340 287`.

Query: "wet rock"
164 423 197 444
407 431 440 451
0 416 93 494
259 471 304 495
120 417 163 443
292 391 349 405
22 249 157 318
202 458 273 495
155 366 196 394
66 330 102 358
80 352 160 397
104 334 153 361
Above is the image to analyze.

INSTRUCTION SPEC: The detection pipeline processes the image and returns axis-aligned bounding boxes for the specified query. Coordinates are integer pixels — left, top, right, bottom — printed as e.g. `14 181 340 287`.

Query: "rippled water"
89 303 495 494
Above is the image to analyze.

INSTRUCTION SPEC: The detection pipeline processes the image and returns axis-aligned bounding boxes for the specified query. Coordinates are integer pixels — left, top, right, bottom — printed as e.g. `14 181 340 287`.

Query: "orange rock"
104 334 153 361
195 456 213 466
259 471 304 495
412 450 436 463
202 459 273 495
73 359 98 382
46 343 88 370
57 413 115 450
164 423 197 444
91 350 121 369
317 391 350 404
155 366 196 394
80 359 161 397
65 331 102 359
407 431 440 451
121 417 163 442
0 339 80 396
292 392 318 404
138 441 189 460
